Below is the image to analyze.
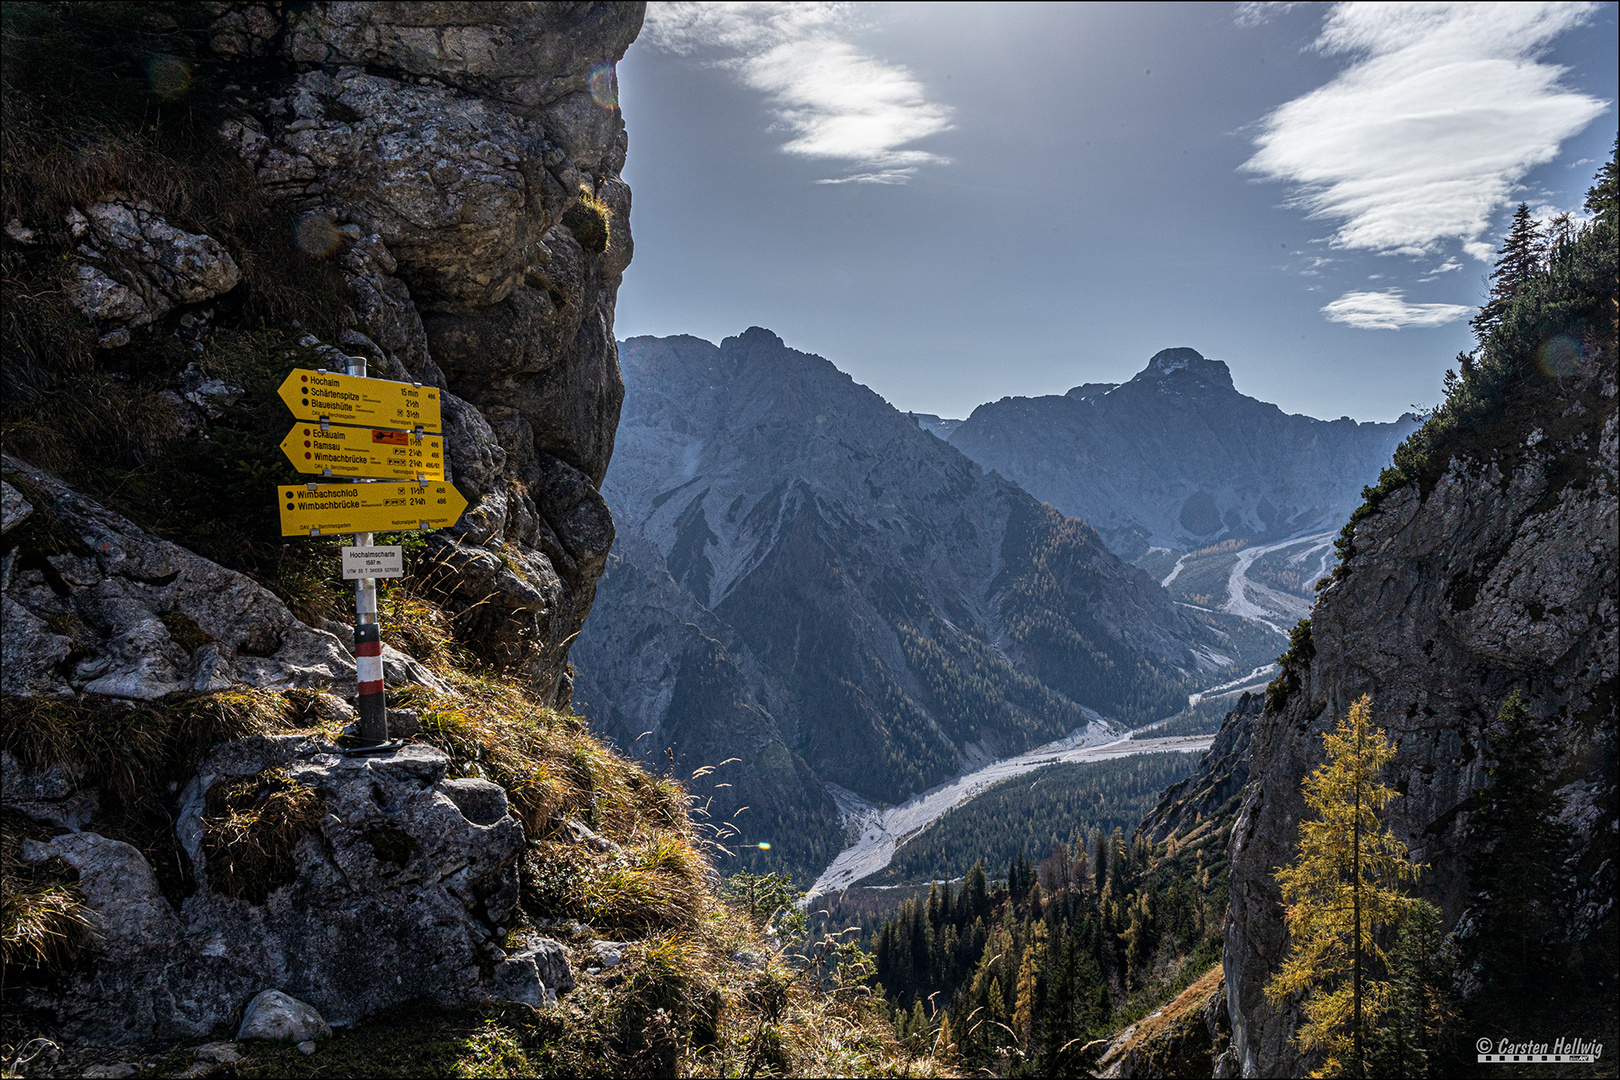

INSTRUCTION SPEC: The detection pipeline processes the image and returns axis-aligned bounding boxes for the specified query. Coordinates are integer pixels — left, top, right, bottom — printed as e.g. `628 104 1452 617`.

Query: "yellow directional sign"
279 423 445 481
277 481 467 536
276 369 442 432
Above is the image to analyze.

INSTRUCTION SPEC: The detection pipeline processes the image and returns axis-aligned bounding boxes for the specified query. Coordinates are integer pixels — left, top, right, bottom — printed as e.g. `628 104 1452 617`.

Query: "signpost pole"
347 354 387 746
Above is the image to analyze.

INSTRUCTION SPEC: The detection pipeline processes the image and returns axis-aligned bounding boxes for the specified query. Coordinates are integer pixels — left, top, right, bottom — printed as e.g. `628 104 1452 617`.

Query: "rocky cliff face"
2 1 643 1042
572 329 1229 878
210 1 639 704
1222 344 1617 1070
947 348 1419 558
5 1 641 708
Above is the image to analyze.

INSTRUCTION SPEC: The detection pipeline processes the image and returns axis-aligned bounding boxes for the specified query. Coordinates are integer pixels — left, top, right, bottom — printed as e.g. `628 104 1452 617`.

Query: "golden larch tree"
1267 694 1416 1077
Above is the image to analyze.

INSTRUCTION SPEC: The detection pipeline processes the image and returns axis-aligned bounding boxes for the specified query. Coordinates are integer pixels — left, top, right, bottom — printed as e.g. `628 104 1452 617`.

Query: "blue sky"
613 2 1617 421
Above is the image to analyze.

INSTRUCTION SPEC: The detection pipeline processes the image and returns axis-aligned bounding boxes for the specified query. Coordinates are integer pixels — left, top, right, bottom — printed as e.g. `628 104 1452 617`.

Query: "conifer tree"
1013 921 1046 1047
1583 134 1618 228
936 1010 955 1063
1465 689 1569 1012
1370 899 1457 1079
965 860 989 921
1472 203 1543 335
1267 694 1416 1077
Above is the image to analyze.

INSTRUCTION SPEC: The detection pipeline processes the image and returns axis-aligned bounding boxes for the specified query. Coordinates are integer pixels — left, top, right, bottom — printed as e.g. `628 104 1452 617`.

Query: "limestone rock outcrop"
1137 691 1258 847
8 0 637 702
2 456 358 700
1222 364 1617 1074
64 199 242 330
2 1 644 1043
18 737 570 1043
209 1 642 703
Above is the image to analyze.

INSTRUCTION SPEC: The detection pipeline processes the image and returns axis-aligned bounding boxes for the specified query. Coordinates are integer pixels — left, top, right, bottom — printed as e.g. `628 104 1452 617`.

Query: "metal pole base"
340 739 406 757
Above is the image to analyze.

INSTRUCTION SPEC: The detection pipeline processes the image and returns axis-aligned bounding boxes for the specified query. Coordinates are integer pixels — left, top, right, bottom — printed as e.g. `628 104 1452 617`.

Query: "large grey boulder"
489 939 574 1008
18 736 558 1043
65 199 241 328
19 832 181 963
237 990 330 1042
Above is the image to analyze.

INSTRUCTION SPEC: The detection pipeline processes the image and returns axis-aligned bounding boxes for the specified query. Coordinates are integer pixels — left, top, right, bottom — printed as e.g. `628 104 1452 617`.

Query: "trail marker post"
274 355 462 748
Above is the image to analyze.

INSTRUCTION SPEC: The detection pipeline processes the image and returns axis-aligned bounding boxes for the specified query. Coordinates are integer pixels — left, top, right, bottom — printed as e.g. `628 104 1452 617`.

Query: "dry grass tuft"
201 768 325 906
0 689 300 809
1 814 95 988
561 186 612 254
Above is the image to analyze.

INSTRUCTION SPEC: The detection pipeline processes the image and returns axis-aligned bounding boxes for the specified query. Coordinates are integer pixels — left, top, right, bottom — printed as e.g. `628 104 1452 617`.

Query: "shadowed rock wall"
214 1 642 704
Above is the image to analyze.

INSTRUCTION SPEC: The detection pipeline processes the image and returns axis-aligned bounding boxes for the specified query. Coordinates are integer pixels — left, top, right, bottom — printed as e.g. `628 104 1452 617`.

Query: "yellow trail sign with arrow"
279 423 445 480
276 369 442 432
278 481 467 536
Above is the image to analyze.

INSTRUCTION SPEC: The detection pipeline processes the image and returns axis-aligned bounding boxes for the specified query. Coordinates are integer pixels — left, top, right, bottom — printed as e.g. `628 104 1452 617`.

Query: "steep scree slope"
947 348 1419 558
573 329 1227 878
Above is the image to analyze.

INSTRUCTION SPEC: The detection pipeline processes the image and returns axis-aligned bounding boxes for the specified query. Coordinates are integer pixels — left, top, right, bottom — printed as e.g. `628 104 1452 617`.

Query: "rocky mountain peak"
730 326 786 350
949 349 1417 556
1130 347 1235 392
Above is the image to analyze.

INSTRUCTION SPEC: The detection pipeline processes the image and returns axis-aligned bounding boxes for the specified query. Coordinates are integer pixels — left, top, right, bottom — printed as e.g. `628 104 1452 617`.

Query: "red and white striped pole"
348 354 388 746
353 529 387 744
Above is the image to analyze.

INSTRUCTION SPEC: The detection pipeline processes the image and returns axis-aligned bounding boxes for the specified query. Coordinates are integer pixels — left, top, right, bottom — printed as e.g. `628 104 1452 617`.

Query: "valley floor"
806 727 1215 898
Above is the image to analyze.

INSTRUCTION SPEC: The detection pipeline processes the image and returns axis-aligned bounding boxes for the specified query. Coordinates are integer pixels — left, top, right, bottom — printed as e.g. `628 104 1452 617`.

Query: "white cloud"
1321 289 1473 330
1429 258 1463 273
1234 2 1303 30
643 2 953 183
1244 3 1610 259
1531 202 1593 228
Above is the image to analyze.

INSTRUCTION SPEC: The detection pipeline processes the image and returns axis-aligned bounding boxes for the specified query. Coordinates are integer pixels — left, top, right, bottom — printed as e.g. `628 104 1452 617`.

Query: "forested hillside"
869 803 1231 1073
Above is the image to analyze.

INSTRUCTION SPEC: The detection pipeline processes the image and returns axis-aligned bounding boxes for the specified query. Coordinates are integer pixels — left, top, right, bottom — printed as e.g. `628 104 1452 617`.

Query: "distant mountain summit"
573 330 1229 877
948 348 1419 557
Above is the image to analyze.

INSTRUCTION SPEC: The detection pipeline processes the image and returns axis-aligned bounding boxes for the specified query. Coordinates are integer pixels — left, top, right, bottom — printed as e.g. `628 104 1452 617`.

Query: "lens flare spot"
295 214 342 258
755 842 772 850
589 62 618 109
147 56 192 101
1537 334 1584 379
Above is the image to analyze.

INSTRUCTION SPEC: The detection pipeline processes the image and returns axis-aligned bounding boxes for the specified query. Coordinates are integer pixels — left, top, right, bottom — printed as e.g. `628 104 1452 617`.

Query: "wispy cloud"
643 2 953 184
1416 256 1464 281
1244 3 1609 261
1322 290 1473 330
1233 2 1303 30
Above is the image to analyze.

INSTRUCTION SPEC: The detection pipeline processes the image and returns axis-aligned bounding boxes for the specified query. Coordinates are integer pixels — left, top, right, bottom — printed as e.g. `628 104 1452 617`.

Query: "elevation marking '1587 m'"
276 368 442 431
278 423 445 480
277 481 467 536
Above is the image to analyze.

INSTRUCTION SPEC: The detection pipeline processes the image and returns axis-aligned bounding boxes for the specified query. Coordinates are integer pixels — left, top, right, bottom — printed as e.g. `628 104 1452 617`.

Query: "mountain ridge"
574 328 1232 878
947 347 1421 558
